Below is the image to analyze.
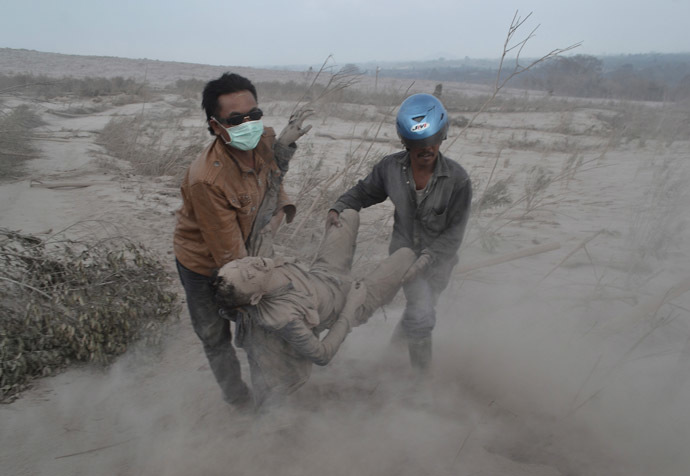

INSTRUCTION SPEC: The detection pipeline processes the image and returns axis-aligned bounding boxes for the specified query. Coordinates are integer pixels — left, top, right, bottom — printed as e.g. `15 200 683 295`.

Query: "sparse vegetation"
627 155 690 263
476 177 513 212
377 52 690 103
280 140 386 259
0 227 179 402
98 115 204 179
523 165 554 212
0 104 44 180
0 73 152 101
167 78 205 99
595 102 690 145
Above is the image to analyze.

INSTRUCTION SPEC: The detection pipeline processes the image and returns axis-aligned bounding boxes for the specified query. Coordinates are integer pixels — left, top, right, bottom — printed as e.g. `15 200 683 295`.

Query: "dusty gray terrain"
1 49 689 475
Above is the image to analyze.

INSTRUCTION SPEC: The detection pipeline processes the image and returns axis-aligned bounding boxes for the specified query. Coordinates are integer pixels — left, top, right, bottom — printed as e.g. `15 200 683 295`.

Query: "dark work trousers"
399 254 455 339
397 257 455 370
176 259 250 405
400 276 438 340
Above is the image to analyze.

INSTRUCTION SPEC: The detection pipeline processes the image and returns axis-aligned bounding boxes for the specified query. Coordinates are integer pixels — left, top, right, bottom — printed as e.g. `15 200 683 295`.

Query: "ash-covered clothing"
251 261 345 333
331 150 471 265
235 260 352 398
331 150 472 338
174 128 296 277
230 210 415 403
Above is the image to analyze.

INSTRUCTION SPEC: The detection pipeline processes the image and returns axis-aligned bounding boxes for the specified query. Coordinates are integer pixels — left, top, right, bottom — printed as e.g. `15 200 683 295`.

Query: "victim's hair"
212 277 249 310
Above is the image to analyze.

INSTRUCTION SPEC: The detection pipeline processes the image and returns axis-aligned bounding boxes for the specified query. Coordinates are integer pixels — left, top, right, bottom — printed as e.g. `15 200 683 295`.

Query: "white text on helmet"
411 122 430 133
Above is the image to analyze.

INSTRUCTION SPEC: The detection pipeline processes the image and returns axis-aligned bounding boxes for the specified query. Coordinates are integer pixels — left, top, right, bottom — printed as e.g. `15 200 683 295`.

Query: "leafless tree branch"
443 10 581 153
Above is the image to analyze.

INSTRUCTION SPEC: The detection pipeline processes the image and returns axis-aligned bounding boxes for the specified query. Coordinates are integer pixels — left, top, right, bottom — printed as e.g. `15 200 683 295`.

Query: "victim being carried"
214 209 416 406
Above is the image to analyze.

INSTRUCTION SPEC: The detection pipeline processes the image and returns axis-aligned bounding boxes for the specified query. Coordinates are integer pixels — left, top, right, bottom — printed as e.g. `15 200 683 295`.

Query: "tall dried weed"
98 115 204 179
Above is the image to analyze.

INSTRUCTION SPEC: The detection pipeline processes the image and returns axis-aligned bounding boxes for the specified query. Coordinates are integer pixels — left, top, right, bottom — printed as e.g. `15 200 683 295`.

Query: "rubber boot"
407 335 432 373
389 318 407 349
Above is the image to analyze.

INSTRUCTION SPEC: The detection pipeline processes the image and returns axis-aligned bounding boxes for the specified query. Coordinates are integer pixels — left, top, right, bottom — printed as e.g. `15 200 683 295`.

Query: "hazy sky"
2 0 688 67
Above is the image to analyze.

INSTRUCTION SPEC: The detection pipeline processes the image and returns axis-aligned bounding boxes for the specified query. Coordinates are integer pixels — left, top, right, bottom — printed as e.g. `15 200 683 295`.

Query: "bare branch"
444 10 581 153
0 275 52 300
290 56 361 115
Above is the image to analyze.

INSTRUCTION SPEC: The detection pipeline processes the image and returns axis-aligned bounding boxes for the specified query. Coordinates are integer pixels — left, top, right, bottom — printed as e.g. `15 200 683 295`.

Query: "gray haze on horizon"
2 0 689 69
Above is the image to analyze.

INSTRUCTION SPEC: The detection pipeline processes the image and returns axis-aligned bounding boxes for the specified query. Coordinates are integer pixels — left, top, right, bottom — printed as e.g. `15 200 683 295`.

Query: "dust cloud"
1 50 689 476
4 251 689 476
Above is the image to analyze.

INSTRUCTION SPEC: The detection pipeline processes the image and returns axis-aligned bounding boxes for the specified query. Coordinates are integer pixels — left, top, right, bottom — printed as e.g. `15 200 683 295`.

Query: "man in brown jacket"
173 73 311 407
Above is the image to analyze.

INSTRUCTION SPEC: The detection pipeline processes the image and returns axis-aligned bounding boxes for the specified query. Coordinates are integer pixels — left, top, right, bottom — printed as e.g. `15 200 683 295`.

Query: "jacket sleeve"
331 159 390 213
276 316 351 366
425 177 472 261
188 181 248 268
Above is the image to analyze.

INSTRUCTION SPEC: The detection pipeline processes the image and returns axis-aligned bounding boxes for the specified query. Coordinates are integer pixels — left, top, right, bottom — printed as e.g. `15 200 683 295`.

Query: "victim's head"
214 256 276 307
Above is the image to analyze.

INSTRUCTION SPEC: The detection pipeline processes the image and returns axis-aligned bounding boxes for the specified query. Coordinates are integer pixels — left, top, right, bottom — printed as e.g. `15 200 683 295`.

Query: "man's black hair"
202 72 258 135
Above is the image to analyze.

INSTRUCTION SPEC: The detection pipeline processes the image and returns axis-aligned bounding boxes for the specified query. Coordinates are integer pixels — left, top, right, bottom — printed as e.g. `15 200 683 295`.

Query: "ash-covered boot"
407 335 432 372
389 318 407 349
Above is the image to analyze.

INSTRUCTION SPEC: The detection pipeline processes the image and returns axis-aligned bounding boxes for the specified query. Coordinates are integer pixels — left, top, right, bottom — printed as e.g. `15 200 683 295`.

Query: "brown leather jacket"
173 127 296 276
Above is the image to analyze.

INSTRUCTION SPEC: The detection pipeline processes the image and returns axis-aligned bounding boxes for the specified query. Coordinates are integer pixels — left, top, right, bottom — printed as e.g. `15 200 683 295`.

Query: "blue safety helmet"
396 93 449 149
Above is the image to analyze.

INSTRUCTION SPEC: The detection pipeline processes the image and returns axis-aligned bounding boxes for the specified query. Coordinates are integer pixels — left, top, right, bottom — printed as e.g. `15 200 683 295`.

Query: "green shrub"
0 228 180 401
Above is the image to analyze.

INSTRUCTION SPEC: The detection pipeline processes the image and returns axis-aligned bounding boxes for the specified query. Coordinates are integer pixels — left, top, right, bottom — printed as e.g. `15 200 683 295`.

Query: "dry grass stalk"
457 242 561 275
617 277 690 329
290 55 361 116
443 10 581 152
468 145 611 251
540 230 604 282
97 115 204 179
283 83 411 250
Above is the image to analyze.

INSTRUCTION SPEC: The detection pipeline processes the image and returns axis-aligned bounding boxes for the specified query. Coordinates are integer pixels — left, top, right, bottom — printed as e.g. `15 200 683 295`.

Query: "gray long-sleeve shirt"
332 151 472 265
231 246 416 400
274 311 351 366
234 262 353 398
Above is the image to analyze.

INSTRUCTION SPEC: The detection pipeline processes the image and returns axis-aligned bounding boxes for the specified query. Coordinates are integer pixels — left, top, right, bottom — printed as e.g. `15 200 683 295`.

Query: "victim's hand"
326 210 341 229
402 253 432 284
277 107 314 146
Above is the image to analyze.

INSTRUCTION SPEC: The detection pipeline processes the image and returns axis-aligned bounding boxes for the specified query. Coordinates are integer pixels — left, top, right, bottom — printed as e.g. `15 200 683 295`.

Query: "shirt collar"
396 150 451 177
213 137 265 173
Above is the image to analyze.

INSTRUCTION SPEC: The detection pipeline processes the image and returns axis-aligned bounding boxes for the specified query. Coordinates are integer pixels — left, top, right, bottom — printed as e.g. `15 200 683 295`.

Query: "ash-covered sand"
1 49 689 476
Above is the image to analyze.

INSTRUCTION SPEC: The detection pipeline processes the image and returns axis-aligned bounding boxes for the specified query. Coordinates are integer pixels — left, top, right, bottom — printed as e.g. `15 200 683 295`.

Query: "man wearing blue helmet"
327 93 472 372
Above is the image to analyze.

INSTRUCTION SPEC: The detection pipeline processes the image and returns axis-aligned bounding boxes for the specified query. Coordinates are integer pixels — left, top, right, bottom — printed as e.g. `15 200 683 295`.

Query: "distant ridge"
0 48 308 86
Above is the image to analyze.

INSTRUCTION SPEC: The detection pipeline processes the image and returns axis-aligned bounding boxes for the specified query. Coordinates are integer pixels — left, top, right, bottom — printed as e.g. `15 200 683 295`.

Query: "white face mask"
217 119 264 151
